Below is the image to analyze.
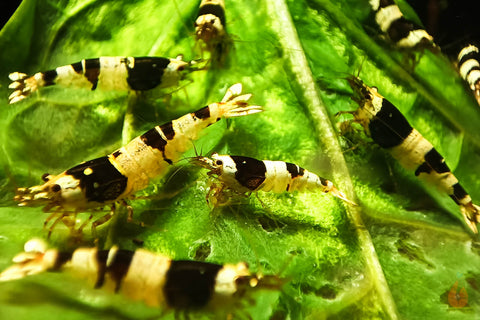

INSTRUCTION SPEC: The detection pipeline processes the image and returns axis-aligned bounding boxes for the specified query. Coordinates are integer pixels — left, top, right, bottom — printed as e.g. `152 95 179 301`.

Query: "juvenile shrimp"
14 83 263 235
8 55 194 104
341 75 480 233
192 153 356 206
0 239 285 315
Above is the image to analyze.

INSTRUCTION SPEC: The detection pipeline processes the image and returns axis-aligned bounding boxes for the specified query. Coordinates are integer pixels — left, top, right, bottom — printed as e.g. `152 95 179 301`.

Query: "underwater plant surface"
0 0 479 319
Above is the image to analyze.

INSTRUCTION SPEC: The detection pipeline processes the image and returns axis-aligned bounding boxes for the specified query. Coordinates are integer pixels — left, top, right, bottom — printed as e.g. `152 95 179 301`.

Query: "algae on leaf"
0 0 479 319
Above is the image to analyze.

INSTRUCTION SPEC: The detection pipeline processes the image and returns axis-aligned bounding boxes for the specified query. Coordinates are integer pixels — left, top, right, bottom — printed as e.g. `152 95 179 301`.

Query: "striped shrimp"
14 83 263 235
194 0 230 63
0 239 284 315
8 55 192 104
193 153 355 206
369 0 438 51
457 44 480 106
342 75 480 233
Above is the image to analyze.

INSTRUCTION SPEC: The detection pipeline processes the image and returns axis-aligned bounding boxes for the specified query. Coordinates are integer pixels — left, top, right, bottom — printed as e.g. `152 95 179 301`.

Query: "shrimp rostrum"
193 153 355 206
14 84 263 235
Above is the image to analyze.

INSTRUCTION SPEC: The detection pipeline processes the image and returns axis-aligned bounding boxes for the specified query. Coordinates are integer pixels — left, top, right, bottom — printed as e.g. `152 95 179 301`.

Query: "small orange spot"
448 281 468 308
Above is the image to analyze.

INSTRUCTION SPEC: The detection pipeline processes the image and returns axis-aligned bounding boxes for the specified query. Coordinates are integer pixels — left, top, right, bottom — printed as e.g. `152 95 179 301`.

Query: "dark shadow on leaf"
395 232 435 269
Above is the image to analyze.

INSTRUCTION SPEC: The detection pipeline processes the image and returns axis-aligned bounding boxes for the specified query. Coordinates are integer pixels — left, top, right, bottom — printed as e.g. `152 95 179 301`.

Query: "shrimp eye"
235 276 251 287
51 184 61 192
41 173 50 182
215 160 223 166
178 65 185 71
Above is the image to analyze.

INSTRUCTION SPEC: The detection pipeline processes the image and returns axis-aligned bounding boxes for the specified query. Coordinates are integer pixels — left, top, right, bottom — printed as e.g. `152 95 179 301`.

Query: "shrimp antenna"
276 251 296 279
172 0 195 41
325 55 367 83
165 143 205 185
356 56 367 78
174 142 206 164
192 141 202 157
162 161 196 191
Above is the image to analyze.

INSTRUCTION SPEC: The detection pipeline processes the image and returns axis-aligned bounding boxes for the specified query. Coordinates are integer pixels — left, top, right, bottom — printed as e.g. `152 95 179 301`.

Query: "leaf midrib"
267 0 399 318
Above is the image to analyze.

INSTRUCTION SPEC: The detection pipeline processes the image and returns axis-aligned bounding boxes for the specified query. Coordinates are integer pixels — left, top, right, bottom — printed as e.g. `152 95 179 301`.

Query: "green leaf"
0 0 479 319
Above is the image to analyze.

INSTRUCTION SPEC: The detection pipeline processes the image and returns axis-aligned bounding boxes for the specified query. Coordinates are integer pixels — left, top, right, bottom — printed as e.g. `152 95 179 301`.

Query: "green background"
0 0 479 319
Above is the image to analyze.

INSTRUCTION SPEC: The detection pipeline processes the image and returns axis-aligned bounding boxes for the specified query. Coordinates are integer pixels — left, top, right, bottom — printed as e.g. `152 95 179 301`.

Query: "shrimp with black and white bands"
193 153 356 206
14 83 263 235
194 0 229 62
8 56 191 104
457 44 480 106
343 75 480 233
369 0 437 50
0 239 283 313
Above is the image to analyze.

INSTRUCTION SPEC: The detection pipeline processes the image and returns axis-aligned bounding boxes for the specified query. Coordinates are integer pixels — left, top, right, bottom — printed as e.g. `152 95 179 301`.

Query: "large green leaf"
0 0 479 319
